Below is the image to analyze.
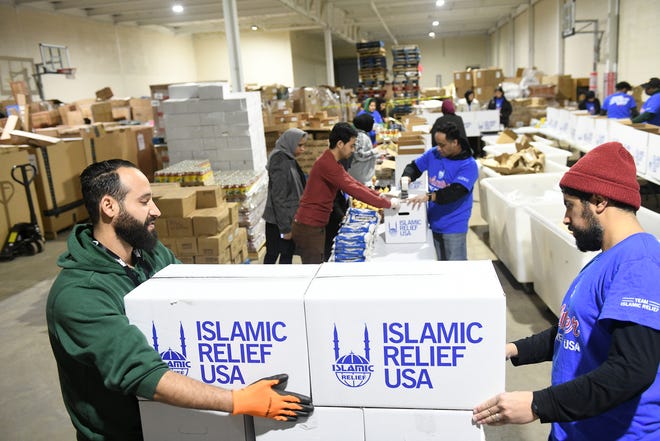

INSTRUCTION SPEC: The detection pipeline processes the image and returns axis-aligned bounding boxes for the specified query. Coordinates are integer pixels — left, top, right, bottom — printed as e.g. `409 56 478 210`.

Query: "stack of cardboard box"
154 184 249 264
161 82 267 172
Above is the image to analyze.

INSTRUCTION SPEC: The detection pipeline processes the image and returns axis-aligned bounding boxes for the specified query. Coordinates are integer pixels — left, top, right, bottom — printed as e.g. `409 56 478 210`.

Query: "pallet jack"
0 163 45 261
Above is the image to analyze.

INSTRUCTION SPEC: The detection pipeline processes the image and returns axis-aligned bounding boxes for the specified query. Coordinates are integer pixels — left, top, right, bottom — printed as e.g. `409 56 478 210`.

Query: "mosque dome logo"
331 324 374 388
151 321 192 376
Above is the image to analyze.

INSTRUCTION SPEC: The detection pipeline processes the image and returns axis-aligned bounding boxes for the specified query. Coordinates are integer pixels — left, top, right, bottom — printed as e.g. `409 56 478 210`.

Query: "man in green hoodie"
47 159 312 441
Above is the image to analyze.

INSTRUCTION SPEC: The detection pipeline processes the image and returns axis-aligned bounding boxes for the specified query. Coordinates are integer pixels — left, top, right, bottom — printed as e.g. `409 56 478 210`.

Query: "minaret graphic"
151 321 190 376
332 323 374 387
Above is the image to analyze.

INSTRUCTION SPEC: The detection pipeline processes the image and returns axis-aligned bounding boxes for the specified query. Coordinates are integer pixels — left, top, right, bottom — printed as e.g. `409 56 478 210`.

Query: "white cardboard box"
254 407 364 441
139 400 247 441
125 265 315 393
363 408 484 441
305 261 505 410
395 153 429 194
647 133 660 182
383 202 428 244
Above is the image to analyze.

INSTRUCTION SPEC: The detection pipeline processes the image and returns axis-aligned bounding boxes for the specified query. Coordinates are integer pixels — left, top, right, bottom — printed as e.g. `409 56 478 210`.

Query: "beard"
114 208 159 252
570 203 603 252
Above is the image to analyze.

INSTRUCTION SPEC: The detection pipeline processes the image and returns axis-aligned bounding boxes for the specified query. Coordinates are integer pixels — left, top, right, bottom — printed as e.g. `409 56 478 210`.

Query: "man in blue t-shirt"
401 122 478 260
601 81 638 119
633 77 660 126
473 142 660 441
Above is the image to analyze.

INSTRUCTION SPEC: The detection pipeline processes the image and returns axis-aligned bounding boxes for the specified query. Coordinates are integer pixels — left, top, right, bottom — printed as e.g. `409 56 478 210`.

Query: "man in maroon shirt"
292 122 400 263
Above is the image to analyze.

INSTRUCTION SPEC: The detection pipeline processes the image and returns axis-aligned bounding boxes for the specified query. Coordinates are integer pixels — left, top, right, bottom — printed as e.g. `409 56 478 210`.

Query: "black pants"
264 222 295 264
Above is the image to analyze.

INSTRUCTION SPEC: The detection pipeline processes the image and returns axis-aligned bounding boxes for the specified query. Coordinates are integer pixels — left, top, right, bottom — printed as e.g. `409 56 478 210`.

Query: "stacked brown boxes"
453 71 474 100
296 139 328 175
472 68 503 103
155 185 249 264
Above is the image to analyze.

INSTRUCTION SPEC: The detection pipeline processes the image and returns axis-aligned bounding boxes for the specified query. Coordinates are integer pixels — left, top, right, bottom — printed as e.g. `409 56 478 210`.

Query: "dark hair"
616 81 632 91
464 89 474 100
353 113 374 132
81 159 137 224
494 86 504 95
586 90 596 99
434 121 461 142
561 185 637 213
329 122 358 149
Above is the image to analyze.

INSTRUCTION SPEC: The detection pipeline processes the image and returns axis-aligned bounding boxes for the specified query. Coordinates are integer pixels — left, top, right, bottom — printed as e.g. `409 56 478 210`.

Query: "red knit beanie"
559 142 640 209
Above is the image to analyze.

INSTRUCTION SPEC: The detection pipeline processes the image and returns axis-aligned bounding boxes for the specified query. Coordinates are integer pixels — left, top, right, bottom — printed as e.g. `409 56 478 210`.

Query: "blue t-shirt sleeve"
602 96 610 111
641 94 660 114
455 160 479 191
414 149 432 173
628 96 637 110
600 258 660 331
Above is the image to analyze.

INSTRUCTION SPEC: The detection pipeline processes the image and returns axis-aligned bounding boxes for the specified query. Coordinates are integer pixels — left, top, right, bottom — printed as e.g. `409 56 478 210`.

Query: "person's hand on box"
407 193 430 209
232 374 313 421
389 198 401 210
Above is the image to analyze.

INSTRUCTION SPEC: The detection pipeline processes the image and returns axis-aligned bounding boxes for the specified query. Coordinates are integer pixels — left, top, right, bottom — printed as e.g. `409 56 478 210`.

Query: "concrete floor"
0 199 556 441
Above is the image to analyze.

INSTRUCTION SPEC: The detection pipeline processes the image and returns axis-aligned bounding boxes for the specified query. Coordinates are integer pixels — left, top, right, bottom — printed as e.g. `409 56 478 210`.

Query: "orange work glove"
231 373 313 422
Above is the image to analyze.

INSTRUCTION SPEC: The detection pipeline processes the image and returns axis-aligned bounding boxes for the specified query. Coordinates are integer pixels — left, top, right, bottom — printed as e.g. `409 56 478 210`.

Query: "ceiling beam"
85 0 222 16
275 0 360 44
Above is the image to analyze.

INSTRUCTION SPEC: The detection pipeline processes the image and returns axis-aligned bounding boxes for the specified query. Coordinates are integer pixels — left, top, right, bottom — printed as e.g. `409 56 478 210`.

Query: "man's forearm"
153 370 234 412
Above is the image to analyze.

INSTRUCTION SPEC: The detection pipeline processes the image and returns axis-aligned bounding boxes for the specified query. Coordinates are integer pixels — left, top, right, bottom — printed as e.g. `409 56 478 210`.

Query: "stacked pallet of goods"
356 41 388 102
391 45 421 100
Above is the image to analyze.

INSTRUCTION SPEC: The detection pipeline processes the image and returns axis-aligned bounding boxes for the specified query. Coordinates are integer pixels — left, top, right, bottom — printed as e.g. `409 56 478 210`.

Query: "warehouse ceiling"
13 0 532 43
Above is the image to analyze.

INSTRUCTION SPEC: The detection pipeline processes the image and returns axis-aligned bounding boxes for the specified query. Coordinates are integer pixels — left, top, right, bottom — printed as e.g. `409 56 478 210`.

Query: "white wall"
0 4 197 102
192 31 294 87
564 0 607 78
618 0 660 85
514 10 529 70
290 31 328 87
532 0 560 75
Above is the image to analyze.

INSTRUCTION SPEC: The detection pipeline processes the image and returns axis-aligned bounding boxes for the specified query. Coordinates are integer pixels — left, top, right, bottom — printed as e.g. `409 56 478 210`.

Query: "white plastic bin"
480 173 564 283
527 203 660 316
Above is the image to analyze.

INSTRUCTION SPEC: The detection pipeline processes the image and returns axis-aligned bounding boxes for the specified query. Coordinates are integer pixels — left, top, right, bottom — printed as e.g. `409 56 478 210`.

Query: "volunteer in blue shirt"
486 86 513 127
633 77 660 126
473 142 660 441
357 97 384 145
402 122 478 261
601 81 638 119
578 90 601 115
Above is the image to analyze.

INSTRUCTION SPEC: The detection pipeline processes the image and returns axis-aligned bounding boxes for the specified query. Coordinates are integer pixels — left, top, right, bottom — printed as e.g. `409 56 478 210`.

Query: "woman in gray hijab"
262 128 308 264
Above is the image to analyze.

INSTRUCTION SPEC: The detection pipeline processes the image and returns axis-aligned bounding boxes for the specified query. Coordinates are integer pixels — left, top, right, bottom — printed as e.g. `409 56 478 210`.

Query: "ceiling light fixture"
435 0 445 6
172 4 184 13
432 20 439 26
250 25 259 31
429 31 436 38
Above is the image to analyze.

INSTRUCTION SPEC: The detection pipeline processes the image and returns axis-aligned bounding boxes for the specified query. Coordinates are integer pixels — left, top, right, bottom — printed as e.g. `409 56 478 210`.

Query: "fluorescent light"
428 31 436 38
250 25 259 31
432 20 439 26
172 4 184 13
435 0 445 6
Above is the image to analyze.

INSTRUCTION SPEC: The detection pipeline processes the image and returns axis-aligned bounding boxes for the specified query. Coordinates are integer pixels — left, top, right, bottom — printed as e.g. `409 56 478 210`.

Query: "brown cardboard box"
542 75 574 100
28 138 90 235
91 102 114 123
176 237 197 256
157 188 197 218
178 255 195 264
112 107 131 121
230 227 248 259
195 250 231 264
197 224 237 256
195 186 225 209
496 129 518 144
232 250 245 264
154 217 168 236
453 71 474 98
192 206 230 236
159 236 176 253
130 98 154 123
95 87 114 101
151 182 181 202
0 147 45 242
57 104 85 126
167 216 194 237
31 110 62 128
473 68 503 87
226 202 239 226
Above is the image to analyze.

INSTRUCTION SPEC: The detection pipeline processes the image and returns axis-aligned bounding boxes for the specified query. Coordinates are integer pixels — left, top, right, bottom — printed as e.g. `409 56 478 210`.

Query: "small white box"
139 400 246 441
161 99 190 115
125 265 314 393
383 203 427 244
363 408 484 441
305 261 505 410
164 113 201 128
254 407 364 441
198 82 230 100
620 125 649 174
480 173 564 283
475 110 500 133
593 117 610 147
456 111 479 137
395 154 428 193
169 83 200 100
